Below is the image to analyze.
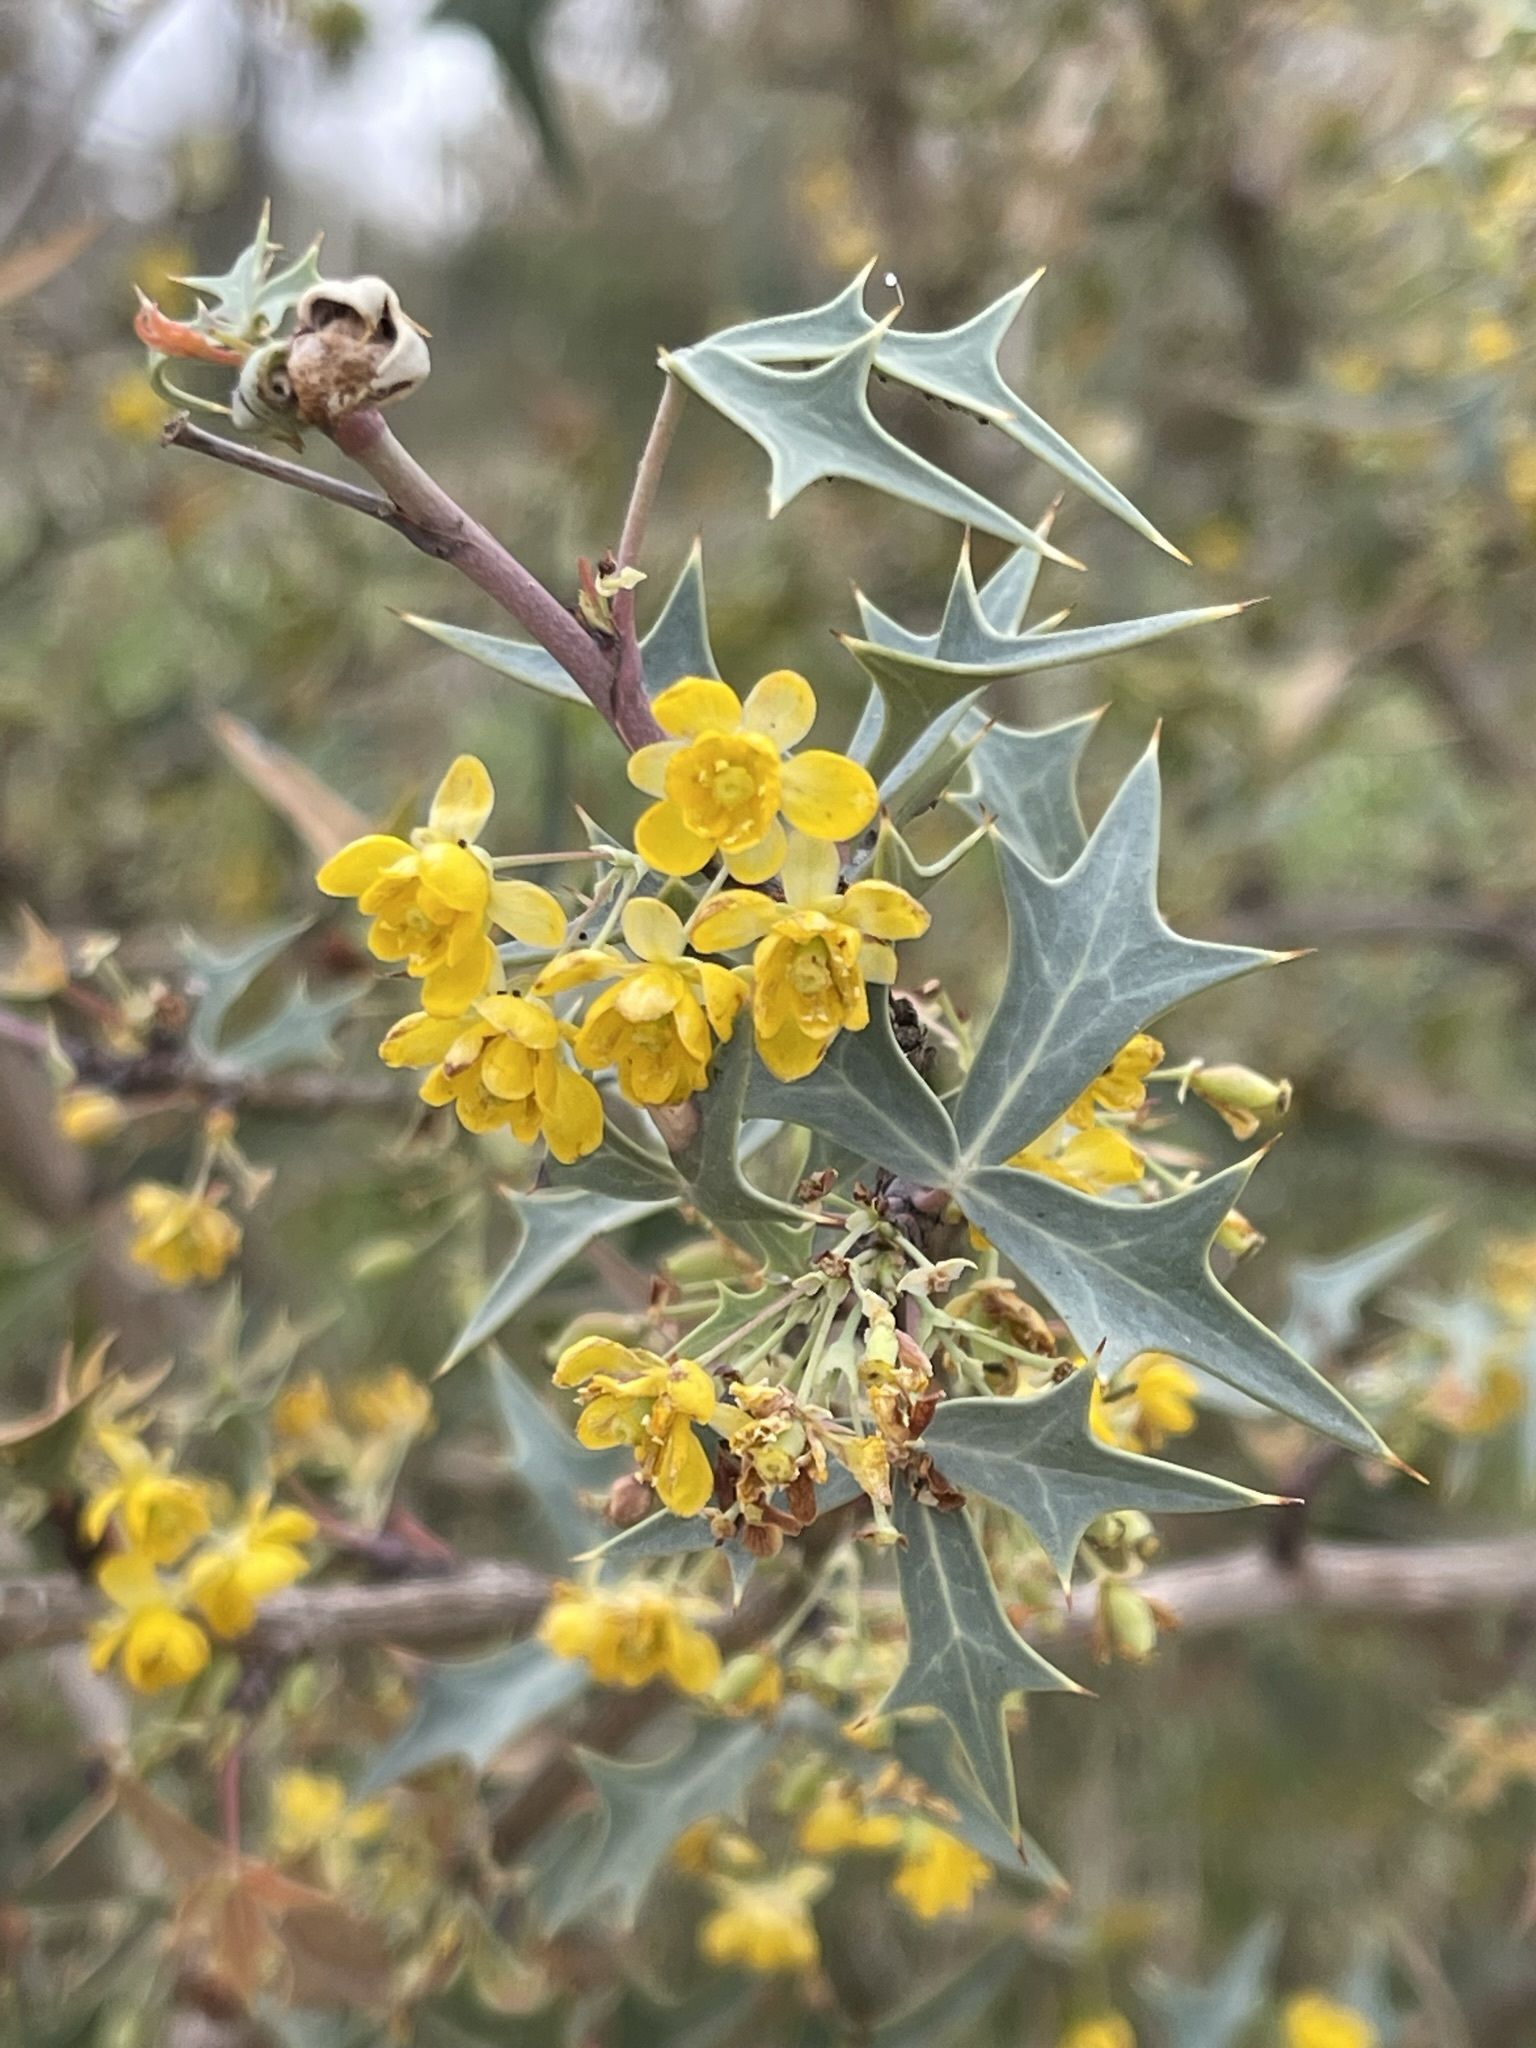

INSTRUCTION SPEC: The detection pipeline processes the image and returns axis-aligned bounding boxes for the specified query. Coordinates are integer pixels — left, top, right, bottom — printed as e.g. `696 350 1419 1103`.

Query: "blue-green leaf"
955 712 1098 878
883 1717 1062 1888
961 1161 1392 1458
920 1374 1271 1586
358 1640 584 1792
1280 1213 1445 1359
1140 1918 1281 2048
485 1351 622 1564
953 743 1274 1171
884 1486 1080 1828
183 918 312 1059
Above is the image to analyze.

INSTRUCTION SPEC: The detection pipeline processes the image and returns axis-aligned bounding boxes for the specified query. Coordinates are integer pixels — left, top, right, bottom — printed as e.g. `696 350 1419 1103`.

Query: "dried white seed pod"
230 341 298 434
285 276 431 426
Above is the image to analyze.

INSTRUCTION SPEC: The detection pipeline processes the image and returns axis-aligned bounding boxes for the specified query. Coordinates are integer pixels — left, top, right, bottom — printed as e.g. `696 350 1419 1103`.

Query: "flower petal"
379 1010 466 1069
428 754 495 842
654 1417 715 1516
741 669 816 749
723 817 787 885
420 935 496 1017
477 993 560 1048
623 895 687 964
626 740 683 798
417 841 491 913
652 677 743 738
859 939 899 984
840 880 930 941
315 834 413 898
758 1017 830 1081
490 878 566 947
689 891 781 954
634 801 716 877
780 752 879 841
533 946 625 995
544 1064 605 1162
780 830 841 909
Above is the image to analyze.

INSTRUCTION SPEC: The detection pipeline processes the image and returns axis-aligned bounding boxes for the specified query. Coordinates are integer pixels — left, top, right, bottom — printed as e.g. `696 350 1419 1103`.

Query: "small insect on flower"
380 991 603 1160
537 897 746 1109
689 832 929 1080
627 672 877 882
89 1552 210 1694
553 1336 720 1515
889 1822 992 1920
316 755 565 1017
79 1425 212 1564
125 1182 241 1288
698 1866 830 1973
539 1580 722 1694
184 1495 317 1639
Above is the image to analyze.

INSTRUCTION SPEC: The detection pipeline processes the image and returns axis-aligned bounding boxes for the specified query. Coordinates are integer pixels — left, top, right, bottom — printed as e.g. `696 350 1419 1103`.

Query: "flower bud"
1187 1063 1292 1139
286 277 430 426
55 1088 126 1145
1216 1207 1265 1258
1095 1581 1160 1663
604 1472 657 1527
230 340 298 435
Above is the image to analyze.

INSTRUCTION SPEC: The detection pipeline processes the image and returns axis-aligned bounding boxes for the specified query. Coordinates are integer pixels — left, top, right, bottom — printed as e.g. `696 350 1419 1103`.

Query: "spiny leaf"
485 1351 623 1564
213 979 361 1077
960 1160 1392 1458
400 540 721 706
953 742 1274 1171
182 918 313 1059
884 1485 1080 1829
439 1186 670 1376
744 995 960 1188
1139 1918 1281 2048
674 1027 816 1274
854 533 1065 665
920 1373 1271 1586
358 1640 585 1792
883 1716 1062 1888
1280 1212 1445 1360
704 265 1183 557
178 204 322 341
544 1118 686 1203
663 329 1080 564
953 711 1097 877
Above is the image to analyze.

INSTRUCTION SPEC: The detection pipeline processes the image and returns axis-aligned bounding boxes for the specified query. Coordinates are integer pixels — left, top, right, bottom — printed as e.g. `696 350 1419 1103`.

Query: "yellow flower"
344 1366 433 1440
100 370 171 438
316 755 565 1017
1089 1354 1199 1453
796 1785 904 1856
126 1182 241 1287
1468 316 1517 367
1506 439 1536 512
1010 1121 1146 1194
88 1552 210 1694
55 1088 126 1145
627 672 877 881
80 1425 211 1564
1060 2017 1137 2048
538 898 746 1109
539 1580 722 1694
380 990 602 1158
1424 1359 1524 1438
1484 1235 1536 1320
699 1866 829 1973
553 1335 719 1515
185 1495 317 1639
890 1822 991 1919
273 1373 335 1443
1066 1034 1163 1129
689 832 928 1080
269 1770 388 1861
1281 1992 1378 2048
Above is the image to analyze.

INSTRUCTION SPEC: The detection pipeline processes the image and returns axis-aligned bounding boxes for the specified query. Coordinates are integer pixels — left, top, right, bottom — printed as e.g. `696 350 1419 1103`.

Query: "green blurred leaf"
664 329 1078 562
962 1161 1391 1457
485 1350 623 1563
435 0 575 187
359 1640 585 1792
920 1373 1270 1586
183 917 313 1058
1140 1918 1280 2048
1280 1213 1445 1359
441 1186 670 1374
952 744 1273 1171
884 1486 1078 1828
213 979 362 1078
882 1717 1061 1887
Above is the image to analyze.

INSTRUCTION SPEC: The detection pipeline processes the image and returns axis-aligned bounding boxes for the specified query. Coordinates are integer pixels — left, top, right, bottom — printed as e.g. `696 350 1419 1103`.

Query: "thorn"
1233 595 1270 612
1034 494 1065 538
1271 948 1316 965
1384 1450 1430 1485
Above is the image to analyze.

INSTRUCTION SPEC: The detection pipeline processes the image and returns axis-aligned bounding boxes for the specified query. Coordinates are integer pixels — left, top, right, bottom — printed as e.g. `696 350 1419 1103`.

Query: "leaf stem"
617 372 686 572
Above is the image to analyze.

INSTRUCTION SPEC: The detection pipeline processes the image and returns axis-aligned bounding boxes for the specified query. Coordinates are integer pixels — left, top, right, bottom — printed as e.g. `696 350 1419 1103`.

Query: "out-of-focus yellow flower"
627 672 877 881
316 755 565 1017
673 1816 763 1875
80 1425 211 1564
185 1495 317 1638
1322 350 1385 395
796 1784 904 1856
1088 1354 1199 1454
539 1580 721 1694
344 1366 433 1441
55 1088 126 1145
1011 1121 1146 1195
1468 316 1518 367
690 832 928 1080
699 1866 829 1973
1484 1236 1536 1320
126 1182 241 1287
274 1373 335 1443
553 1335 719 1515
1506 439 1536 512
1060 2016 1137 2048
1067 1035 1163 1128
88 1552 210 1693
270 1770 388 1861
1191 516 1246 574
380 991 602 1158
1281 1992 1378 2048
100 370 171 438
890 1822 991 1919
538 898 746 1109
1424 1359 1524 1438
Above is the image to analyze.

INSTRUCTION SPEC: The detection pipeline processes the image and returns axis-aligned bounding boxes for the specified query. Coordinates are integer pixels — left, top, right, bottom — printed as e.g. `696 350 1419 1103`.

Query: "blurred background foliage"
4 0 1536 2042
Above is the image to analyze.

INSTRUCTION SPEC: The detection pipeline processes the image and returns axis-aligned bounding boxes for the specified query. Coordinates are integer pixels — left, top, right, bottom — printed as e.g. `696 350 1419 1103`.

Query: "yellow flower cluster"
318 686 924 1141
1009 1034 1162 1196
81 1423 316 1692
126 1181 241 1288
539 1580 720 1694
1282 1992 1379 2048
554 1336 720 1515
1088 1352 1200 1454
794 1782 991 1920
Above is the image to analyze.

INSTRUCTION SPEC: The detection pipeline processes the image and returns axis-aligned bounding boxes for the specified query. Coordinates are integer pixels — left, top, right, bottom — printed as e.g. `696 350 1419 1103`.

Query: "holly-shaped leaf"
359 1639 586 1791
486 1351 624 1564
961 1161 1392 1457
955 712 1099 877
1280 1212 1445 1360
883 1485 1081 1829
953 741 1274 1171
1140 1917 1281 2048
920 1372 1274 1586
